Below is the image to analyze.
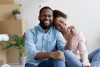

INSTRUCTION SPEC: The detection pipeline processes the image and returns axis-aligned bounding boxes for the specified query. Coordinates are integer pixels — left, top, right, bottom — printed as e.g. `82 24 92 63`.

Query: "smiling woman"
53 10 90 67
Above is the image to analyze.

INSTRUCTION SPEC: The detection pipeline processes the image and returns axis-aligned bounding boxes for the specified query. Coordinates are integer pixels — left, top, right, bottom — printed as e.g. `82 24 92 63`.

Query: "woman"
53 10 100 67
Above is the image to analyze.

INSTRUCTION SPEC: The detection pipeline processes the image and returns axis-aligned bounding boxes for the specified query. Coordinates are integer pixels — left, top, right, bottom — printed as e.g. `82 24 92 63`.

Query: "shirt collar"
37 25 52 34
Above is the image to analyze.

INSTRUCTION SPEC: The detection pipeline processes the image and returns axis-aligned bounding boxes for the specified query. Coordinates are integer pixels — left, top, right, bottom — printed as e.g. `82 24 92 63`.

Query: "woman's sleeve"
78 32 90 66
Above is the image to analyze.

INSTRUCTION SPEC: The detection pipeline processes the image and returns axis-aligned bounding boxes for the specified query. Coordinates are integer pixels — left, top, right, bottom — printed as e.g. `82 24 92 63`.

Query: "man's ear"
38 16 40 21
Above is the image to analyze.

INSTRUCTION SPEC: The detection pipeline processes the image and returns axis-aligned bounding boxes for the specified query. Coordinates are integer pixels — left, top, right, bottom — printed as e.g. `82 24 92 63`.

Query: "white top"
71 32 90 66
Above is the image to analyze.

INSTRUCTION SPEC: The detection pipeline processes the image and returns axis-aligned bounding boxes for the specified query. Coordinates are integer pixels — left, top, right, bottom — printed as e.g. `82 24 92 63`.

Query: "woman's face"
54 17 67 31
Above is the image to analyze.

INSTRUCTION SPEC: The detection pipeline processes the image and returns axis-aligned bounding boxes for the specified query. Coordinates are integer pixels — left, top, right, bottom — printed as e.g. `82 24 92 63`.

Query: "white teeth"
45 21 50 24
45 21 49 23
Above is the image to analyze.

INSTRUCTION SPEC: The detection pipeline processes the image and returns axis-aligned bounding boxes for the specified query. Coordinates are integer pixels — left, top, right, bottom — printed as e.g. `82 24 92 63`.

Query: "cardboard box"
0 0 13 4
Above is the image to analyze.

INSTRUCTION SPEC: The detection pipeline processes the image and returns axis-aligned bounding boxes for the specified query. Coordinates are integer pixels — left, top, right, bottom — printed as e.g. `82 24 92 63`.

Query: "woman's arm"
62 27 75 50
78 32 90 66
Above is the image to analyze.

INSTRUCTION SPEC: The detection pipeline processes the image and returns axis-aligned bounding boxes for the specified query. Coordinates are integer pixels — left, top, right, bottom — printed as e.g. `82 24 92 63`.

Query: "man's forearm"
34 52 50 60
35 51 65 61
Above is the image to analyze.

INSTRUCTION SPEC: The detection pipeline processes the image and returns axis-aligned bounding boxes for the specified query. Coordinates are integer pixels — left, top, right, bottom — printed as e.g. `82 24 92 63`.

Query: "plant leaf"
2 43 15 50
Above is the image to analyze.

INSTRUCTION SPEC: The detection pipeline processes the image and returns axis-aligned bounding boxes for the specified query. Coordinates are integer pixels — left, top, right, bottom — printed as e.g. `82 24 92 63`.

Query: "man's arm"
25 30 40 60
25 29 65 61
35 51 65 61
56 31 66 51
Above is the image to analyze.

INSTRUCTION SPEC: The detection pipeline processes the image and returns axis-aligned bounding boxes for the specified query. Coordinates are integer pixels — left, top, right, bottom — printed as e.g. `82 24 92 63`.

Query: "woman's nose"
60 23 64 27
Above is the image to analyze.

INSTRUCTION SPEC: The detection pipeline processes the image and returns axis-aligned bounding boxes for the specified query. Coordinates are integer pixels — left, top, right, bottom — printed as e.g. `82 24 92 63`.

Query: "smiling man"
25 6 66 67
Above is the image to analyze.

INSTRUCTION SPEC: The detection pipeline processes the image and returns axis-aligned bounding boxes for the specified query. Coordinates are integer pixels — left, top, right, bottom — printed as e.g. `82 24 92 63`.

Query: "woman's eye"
60 20 63 23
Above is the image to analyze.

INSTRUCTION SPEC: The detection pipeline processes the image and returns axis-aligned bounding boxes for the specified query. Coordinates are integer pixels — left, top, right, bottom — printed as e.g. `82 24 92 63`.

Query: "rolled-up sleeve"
56 31 66 51
25 30 39 60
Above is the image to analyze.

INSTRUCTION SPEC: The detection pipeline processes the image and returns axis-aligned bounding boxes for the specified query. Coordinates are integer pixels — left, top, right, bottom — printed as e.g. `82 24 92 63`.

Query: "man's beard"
39 21 53 30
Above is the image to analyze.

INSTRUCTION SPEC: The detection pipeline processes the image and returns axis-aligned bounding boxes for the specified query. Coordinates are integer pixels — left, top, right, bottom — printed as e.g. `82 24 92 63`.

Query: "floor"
1 64 25 67
11 64 24 67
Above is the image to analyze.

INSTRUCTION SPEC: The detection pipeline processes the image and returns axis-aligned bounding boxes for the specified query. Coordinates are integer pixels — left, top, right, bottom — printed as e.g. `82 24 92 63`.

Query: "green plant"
13 9 20 14
3 35 25 57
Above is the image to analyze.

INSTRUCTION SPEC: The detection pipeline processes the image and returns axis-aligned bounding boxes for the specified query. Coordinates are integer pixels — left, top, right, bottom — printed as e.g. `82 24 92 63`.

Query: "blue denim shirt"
25 25 65 66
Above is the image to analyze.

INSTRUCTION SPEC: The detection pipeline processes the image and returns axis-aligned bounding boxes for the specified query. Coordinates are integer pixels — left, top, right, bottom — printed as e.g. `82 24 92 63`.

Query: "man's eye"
48 15 52 18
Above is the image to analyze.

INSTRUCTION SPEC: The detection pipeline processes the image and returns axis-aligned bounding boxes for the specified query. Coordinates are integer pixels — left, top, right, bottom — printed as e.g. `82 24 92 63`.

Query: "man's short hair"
53 10 67 19
39 6 53 16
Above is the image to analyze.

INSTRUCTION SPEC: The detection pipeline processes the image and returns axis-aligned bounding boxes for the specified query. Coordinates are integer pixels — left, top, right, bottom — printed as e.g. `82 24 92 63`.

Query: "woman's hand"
63 27 75 50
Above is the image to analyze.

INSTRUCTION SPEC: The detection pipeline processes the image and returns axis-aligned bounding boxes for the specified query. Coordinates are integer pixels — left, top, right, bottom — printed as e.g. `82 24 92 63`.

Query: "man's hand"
84 66 89 67
83 65 89 67
49 51 65 61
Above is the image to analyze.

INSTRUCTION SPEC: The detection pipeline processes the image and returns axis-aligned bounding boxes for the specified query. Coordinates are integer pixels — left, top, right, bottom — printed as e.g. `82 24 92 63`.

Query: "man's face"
39 9 53 30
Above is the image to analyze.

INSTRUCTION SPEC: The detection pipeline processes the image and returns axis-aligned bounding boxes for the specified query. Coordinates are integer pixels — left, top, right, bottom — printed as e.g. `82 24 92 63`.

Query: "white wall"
14 0 100 53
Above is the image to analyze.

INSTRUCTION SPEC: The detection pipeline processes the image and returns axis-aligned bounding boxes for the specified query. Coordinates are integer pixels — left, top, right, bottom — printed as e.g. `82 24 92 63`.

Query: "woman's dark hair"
53 10 67 19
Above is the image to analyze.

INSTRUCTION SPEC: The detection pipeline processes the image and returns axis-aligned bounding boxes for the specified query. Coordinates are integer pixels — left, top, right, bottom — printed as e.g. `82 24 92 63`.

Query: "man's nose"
45 16 49 19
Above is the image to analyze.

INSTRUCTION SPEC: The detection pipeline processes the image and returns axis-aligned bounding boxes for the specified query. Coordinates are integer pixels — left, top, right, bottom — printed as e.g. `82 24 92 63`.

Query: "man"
25 6 66 67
